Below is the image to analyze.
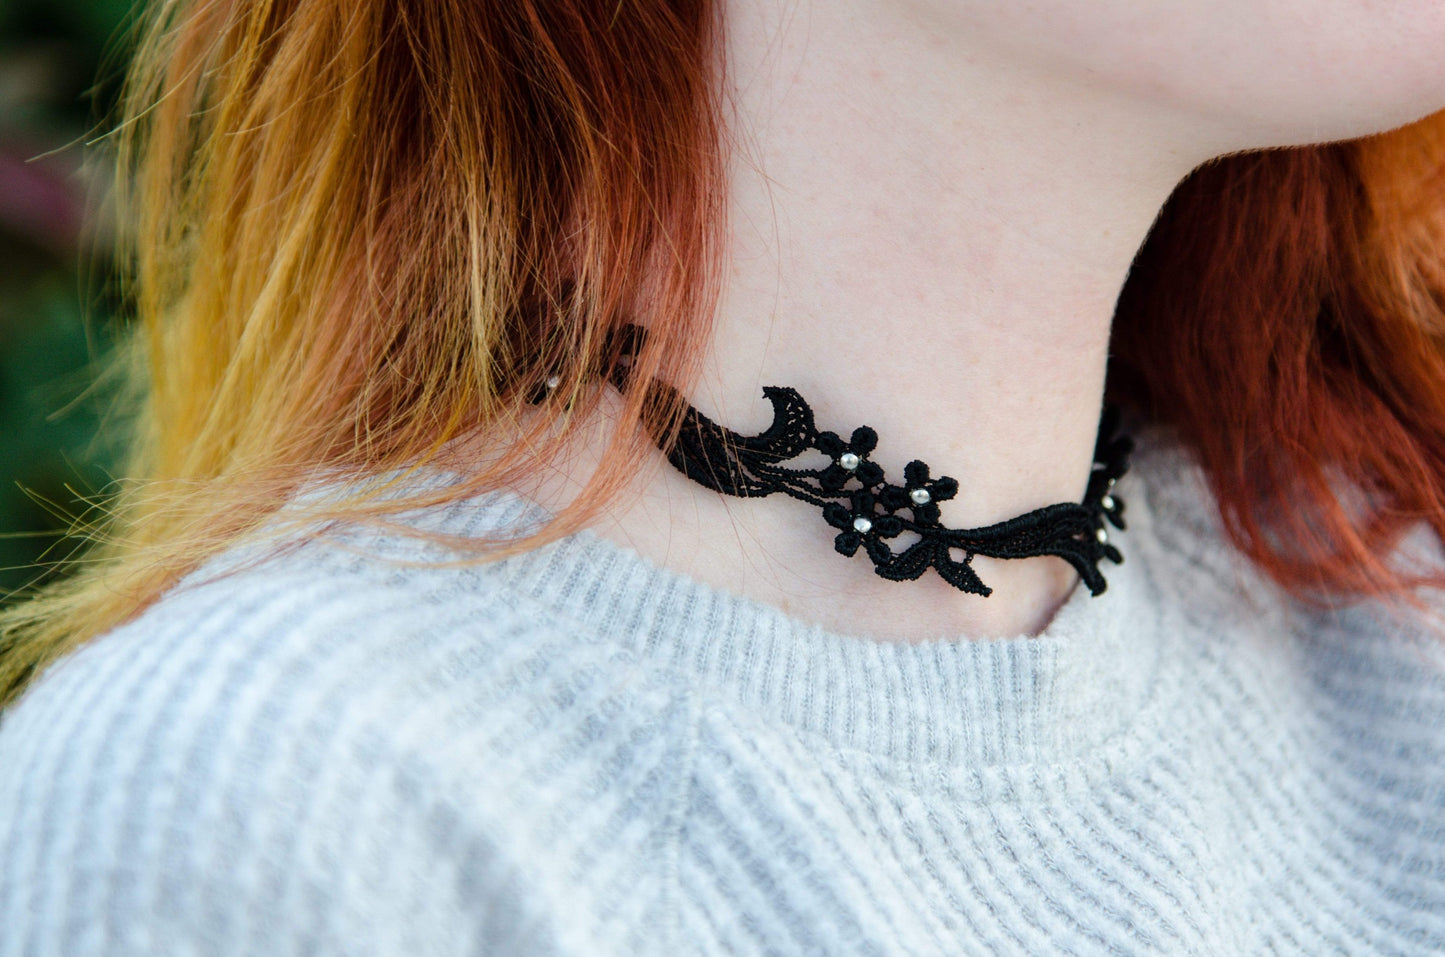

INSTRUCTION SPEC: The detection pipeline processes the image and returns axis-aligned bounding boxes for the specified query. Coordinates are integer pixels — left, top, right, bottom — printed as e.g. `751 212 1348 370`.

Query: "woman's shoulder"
1129 422 1445 651
0 485 695 772
0 497 696 954
1131 424 1445 775
0 494 595 735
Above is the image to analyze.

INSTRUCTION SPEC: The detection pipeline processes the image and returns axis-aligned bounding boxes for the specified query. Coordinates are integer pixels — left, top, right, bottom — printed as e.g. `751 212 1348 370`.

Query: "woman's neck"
566 0 1233 640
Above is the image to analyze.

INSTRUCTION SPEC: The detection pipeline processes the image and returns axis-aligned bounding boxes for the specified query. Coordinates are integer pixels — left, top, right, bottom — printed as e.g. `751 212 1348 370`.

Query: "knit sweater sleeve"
0 564 565 957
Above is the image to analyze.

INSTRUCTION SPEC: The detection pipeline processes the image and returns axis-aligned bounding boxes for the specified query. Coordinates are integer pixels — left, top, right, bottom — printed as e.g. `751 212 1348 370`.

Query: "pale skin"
541 0 1445 640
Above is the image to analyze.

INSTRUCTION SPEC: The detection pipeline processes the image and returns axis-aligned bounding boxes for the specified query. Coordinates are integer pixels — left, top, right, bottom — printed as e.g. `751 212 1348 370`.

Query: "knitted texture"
1 429 1443 955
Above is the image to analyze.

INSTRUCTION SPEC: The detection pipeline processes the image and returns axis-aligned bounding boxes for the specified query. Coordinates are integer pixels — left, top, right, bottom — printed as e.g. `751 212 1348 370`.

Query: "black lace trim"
543 324 1132 597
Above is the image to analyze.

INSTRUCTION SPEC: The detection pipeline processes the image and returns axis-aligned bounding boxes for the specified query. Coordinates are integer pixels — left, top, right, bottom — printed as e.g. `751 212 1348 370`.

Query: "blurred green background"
0 0 137 602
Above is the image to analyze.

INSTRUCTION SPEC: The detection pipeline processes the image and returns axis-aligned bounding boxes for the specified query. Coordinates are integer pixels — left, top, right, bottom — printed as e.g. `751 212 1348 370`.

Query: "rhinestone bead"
839 452 861 471
909 488 931 505
853 516 873 534
1095 528 1109 543
1101 494 1116 510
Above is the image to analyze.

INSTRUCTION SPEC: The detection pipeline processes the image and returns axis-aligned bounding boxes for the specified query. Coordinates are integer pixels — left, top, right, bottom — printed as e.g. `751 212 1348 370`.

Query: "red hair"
1112 127 1445 600
2 0 1445 709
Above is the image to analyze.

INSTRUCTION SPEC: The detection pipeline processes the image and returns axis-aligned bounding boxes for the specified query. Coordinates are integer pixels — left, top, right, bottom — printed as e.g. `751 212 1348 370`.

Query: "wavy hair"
4 0 1445 710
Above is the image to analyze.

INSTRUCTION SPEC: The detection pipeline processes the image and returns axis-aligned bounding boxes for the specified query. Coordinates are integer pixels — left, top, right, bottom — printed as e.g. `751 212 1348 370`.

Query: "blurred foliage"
0 0 139 600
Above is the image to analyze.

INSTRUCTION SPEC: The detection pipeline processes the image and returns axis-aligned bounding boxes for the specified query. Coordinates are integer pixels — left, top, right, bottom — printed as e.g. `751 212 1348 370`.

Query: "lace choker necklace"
543 324 1133 597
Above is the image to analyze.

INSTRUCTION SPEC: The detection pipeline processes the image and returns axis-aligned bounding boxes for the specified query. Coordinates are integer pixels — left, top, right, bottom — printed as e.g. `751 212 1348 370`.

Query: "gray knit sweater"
2 430 1444 955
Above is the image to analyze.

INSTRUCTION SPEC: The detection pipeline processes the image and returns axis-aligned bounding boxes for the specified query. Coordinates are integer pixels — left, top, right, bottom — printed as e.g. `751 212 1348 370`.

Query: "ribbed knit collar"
453 468 1170 772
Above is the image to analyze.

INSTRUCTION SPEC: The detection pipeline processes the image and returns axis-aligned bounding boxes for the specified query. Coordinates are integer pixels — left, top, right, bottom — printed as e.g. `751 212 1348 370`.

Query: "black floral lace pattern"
591 324 1132 597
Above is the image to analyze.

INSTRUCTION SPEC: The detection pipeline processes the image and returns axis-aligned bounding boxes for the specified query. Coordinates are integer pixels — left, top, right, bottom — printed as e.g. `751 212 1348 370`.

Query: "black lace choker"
545 324 1133 597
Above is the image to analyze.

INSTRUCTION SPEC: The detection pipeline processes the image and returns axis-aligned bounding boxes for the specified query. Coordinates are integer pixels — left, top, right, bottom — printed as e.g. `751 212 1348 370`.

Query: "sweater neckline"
462 469 1168 770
